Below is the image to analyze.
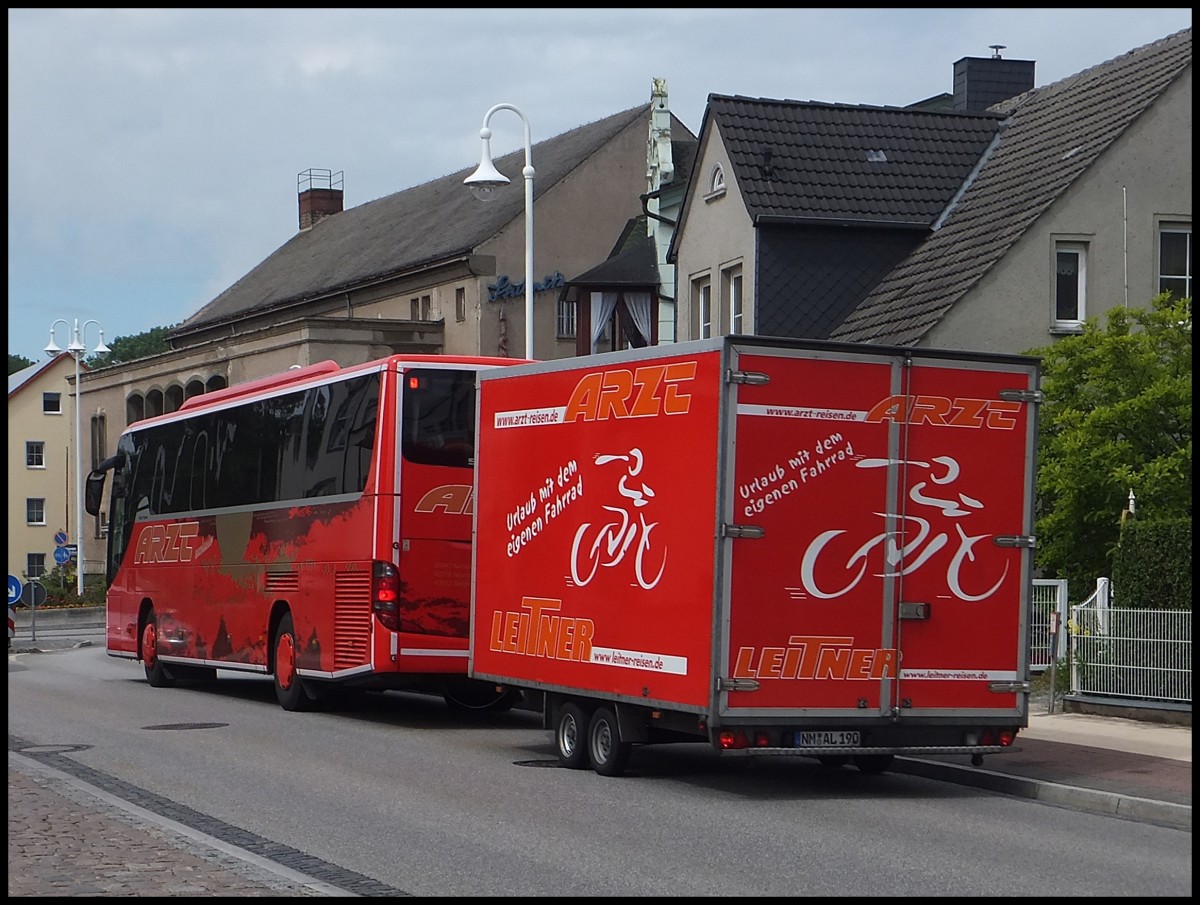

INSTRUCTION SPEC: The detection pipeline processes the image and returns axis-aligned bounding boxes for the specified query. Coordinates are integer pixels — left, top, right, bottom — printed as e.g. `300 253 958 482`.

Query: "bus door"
395 367 479 641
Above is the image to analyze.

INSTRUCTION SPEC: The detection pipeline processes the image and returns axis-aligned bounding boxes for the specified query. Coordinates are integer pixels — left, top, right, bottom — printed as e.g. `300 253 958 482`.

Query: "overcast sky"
7 8 1193 361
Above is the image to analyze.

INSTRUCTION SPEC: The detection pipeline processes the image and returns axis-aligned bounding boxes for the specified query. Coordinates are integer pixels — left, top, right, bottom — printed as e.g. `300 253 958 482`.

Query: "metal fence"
1068 583 1192 704
1030 578 1068 672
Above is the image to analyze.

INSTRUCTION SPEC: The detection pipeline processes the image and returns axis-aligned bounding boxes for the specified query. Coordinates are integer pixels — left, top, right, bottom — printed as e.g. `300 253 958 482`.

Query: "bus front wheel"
142 609 176 688
273 613 315 712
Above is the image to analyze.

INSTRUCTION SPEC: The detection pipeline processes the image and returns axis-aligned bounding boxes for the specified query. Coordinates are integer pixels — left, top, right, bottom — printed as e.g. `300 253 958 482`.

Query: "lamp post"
45 318 110 596
464 103 536 361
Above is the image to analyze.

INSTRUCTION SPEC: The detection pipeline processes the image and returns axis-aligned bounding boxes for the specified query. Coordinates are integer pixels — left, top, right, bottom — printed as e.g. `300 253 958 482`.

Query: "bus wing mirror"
85 470 107 516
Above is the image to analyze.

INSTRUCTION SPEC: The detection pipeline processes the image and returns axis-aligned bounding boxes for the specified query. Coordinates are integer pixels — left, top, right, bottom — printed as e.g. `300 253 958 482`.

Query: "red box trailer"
471 336 1040 776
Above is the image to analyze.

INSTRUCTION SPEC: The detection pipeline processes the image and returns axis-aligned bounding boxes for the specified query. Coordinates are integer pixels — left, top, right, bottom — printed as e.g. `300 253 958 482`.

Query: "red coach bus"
85 354 525 711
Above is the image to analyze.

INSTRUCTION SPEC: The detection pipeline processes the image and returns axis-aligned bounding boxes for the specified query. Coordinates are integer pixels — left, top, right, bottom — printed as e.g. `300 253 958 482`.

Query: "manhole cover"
142 722 228 731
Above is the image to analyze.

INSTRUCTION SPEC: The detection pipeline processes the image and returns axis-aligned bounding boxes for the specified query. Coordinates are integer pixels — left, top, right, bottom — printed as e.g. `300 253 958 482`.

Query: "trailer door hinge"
727 369 770 386
998 388 1043 403
718 677 760 692
721 523 765 539
994 534 1037 549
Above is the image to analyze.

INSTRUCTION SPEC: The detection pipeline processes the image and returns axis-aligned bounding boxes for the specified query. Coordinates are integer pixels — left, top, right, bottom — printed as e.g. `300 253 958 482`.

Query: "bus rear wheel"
142 609 175 688
273 613 315 712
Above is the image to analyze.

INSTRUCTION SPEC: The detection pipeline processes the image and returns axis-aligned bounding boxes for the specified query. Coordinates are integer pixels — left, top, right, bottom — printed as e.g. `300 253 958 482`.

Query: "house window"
43 392 62 414
410 295 431 320
26 553 46 580
1053 242 1087 329
26 441 45 468
705 165 727 201
26 498 47 526
90 413 107 471
694 279 713 339
455 287 466 323
557 297 576 339
724 266 744 334
1158 223 1192 300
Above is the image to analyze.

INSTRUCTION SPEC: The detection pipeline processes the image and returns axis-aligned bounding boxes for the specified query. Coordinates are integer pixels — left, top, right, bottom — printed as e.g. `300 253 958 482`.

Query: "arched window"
709 164 726 194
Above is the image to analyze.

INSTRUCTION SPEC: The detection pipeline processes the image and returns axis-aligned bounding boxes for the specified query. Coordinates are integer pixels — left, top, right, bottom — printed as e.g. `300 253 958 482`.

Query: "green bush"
29 563 106 608
1113 518 1191 610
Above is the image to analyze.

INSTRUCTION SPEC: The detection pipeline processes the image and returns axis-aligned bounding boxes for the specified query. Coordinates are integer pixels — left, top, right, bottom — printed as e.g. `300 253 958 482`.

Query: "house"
835 28 1192 349
7 353 88 583
670 28 1192 353
66 82 697 580
559 77 699 355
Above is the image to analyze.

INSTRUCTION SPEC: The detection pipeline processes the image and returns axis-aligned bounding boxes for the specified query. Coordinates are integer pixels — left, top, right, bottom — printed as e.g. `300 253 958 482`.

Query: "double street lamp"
45 318 110 596
465 103 536 361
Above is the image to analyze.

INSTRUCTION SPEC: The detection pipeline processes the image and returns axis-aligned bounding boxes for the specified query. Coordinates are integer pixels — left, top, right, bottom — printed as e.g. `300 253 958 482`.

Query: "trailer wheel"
853 754 894 775
273 613 316 712
141 609 176 688
587 706 631 777
555 702 591 769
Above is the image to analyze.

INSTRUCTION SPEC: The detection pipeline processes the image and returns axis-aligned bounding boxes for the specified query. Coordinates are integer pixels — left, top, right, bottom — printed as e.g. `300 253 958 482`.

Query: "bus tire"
853 754 894 775
142 609 176 688
555 701 592 770
587 706 631 777
273 613 315 712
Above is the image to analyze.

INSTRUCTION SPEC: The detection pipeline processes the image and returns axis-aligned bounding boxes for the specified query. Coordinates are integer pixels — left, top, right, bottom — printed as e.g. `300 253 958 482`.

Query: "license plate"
796 730 860 747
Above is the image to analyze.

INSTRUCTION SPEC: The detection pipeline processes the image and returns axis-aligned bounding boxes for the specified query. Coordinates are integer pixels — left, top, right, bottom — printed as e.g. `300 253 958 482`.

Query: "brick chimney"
298 168 344 230
953 46 1035 112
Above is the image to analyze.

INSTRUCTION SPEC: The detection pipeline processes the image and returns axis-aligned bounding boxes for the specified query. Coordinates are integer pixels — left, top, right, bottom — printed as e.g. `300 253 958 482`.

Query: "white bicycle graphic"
570 448 667 590
799 455 1008 602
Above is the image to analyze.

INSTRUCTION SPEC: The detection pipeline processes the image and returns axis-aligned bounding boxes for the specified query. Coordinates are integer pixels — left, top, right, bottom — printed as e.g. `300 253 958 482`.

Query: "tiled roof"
707 95 1004 227
832 28 1193 346
173 104 652 337
566 216 658 287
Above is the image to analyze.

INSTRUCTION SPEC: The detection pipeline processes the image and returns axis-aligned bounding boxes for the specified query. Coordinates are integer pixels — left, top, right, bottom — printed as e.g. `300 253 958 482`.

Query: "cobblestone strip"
8 759 335 897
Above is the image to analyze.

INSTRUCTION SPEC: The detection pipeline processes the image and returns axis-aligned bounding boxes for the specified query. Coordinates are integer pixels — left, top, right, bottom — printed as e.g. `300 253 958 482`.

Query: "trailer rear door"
720 342 1037 721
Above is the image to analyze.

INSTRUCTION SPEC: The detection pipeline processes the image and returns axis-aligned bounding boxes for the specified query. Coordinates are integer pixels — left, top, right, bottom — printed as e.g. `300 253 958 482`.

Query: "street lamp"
465 103 535 361
45 318 110 596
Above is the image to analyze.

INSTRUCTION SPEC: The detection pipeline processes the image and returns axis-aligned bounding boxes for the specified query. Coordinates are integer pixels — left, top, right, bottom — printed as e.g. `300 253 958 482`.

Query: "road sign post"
20 580 47 642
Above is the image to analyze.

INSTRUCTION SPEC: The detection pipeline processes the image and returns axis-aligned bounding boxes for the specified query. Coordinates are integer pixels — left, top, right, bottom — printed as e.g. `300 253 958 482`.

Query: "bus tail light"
372 560 401 631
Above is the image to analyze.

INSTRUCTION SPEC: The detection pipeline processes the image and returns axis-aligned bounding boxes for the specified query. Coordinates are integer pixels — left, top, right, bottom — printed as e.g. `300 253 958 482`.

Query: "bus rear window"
401 369 476 468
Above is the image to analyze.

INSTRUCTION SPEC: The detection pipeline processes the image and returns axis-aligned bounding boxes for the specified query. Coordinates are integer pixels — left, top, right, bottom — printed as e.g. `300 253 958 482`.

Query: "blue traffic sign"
54 546 73 565
7 575 22 606
54 530 69 546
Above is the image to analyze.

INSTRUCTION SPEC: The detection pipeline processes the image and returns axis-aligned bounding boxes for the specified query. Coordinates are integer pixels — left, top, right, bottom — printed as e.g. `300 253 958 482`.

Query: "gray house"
670 28 1192 354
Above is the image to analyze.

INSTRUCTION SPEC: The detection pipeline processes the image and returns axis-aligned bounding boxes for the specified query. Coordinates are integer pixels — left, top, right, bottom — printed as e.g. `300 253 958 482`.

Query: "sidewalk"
892 708 1191 830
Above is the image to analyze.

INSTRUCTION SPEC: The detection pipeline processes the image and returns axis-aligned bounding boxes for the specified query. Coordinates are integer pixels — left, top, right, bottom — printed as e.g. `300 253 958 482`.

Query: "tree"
1027 293 1191 596
9 353 35 375
86 324 176 367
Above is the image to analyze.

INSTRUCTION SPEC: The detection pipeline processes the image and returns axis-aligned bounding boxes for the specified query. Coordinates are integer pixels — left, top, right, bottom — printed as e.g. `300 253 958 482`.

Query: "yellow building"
7 352 89 585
